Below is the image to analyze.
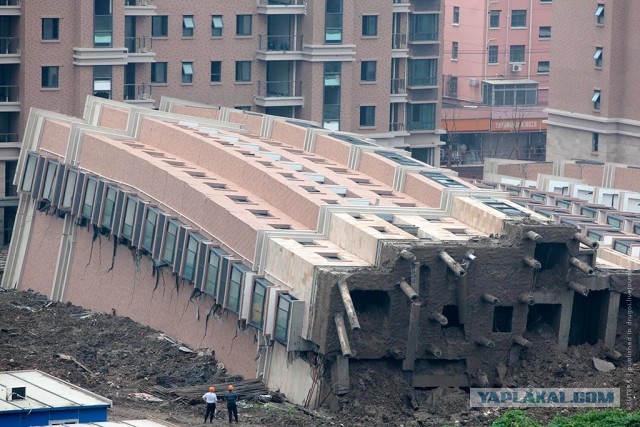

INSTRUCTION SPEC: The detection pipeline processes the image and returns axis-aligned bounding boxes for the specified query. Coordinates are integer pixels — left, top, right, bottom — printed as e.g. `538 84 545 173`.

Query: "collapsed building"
3 97 639 408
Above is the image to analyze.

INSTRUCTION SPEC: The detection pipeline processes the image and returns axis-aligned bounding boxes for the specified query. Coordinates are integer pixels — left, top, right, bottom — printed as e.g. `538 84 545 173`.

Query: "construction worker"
226 384 239 423
202 386 217 423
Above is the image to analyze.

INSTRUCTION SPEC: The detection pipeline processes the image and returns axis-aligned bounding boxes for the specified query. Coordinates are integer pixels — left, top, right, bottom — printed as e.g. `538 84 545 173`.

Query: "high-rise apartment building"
0 0 446 244
546 0 640 163
439 0 552 164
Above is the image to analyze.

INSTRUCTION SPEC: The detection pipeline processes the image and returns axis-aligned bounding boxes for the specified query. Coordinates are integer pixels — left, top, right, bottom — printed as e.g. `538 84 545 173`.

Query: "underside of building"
3 97 639 408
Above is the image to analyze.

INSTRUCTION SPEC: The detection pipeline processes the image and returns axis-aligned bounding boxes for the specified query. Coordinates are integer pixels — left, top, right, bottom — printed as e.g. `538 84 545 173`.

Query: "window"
408 59 437 86
360 61 376 82
274 294 293 344
422 171 468 188
362 15 378 36
235 61 251 82
81 177 98 219
511 10 527 28
537 61 550 73
489 10 500 28
94 0 112 47
509 45 525 63
211 15 223 37
452 41 458 60
226 264 247 313
182 62 193 84
152 16 168 37
592 133 599 152
447 75 458 97
594 47 603 68
141 207 158 252
407 103 436 131
101 186 117 229
236 14 252 36
323 62 341 131
539 26 551 39
204 248 225 298
42 161 58 201
61 169 77 210
250 279 269 329
93 65 112 99
210 61 221 83
183 15 194 37
20 154 38 193
453 6 459 24
482 81 538 106
595 4 604 25
488 46 499 64
325 0 343 44
42 18 59 40
182 234 201 281
410 13 438 41
592 90 601 110
41 66 59 89
151 62 167 84
121 196 138 240
359 106 375 127
162 220 179 264
235 106 251 111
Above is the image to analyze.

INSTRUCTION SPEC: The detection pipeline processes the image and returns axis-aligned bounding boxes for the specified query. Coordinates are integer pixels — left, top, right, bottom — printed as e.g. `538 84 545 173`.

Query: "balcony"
125 37 155 63
257 34 303 60
392 0 410 13
408 76 437 89
389 122 406 132
124 0 157 16
0 132 18 143
73 47 128 66
257 0 306 15
391 78 407 103
0 85 19 112
392 33 408 58
123 83 155 108
0 0 20 15
254 80 303 107
0 37 19 63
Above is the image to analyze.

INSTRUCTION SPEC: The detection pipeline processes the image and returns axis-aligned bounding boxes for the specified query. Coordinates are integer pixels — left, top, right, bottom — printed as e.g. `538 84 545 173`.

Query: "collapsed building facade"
3 97 639 408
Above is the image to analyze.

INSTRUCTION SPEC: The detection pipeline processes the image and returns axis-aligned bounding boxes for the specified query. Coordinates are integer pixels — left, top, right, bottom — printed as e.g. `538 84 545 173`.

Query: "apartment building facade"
546 0 640 163
0 0 447 244
439 0 552 164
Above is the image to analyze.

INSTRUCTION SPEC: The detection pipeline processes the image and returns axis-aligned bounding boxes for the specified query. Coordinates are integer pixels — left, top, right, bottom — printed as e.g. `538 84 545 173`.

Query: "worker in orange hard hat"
202 386 218 423
226 384 239 423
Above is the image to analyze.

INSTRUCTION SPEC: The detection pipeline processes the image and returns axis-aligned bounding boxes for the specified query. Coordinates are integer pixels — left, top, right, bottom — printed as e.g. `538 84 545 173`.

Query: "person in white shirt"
202 386 218 423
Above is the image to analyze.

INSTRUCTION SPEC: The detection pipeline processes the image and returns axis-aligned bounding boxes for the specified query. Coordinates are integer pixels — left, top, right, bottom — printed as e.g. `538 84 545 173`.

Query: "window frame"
61 169 78 210
360 60 377 82
595 4 604 25
210 61 221 83
121 196 138 240
100 186 117 230
538 26 551 39
359 105 376 127
182 233 202 282
325 0 343 44
274 294 293 344
162 219 180 265
42 18 60 41
152 15 169 37
20 154 38 193
488 45 499 64
510 10 527 28
182 15 194 37
537 61 550 74
453 6 460 24
41 66 60 89
151 62 168 84
181 61 194 84
236 14 252 36
226 264 246 313
141 206 158 252
594 47 603 68
452 41 459 60
81 177 98 219
362 15 378 36
592 132 599 153
211 15 223 37
592 90 601 110
249 278 269 330
509 45 525 63
204 247 225 298
41 160 58 202
489 10 500 28
235 61 251 82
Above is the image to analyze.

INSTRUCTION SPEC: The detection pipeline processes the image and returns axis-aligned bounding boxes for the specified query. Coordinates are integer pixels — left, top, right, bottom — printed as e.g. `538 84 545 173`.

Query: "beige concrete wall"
39 120 72 156
98 106 130 131
357 151 397 188
402 173 444 208
563 163 605 186
495 162 553 180
313 134 352 167
170 105 221 121
264 343 317 406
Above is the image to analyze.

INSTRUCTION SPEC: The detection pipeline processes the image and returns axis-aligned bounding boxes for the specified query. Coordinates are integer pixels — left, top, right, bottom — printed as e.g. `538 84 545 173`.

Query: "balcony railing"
441 147 546 166
0 37 19 55
125 0 153 5
125 36 153 53
258 34 303 52
0 86 19 102
257 80 302 98
258 0 305 5
0 133 19 143
407 121 435 131
408 76 437 87
123 83 152 101
410 32 439 42
0 0 19 5
392 33 407 50
391 78 406 95
389 122 405 132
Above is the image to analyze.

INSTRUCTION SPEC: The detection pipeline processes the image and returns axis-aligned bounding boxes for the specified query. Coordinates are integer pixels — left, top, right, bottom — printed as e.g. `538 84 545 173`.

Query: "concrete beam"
337 279 361 331
558 290 574 351
604 291 621 349
334 313 352 357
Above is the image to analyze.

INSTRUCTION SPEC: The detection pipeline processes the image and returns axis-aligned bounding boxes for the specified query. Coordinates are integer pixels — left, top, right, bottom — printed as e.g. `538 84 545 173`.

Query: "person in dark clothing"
202 386 218 423
226 384 239 423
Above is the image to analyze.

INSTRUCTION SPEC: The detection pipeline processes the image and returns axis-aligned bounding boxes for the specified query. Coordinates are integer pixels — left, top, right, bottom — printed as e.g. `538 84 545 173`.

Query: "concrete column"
331 355 350 396
558 290 574 351
604 291 621 349
403 263 421 373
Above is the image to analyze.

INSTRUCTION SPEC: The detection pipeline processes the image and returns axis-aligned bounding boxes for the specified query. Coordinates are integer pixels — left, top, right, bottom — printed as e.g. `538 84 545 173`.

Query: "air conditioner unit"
140 0 149 6
468 78 478 87
512 64 523 72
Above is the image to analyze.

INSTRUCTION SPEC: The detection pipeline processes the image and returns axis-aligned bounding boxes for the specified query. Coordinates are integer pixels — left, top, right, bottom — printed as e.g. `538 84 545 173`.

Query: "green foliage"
492 410 542 427
548 409 640 427
287 406 298 415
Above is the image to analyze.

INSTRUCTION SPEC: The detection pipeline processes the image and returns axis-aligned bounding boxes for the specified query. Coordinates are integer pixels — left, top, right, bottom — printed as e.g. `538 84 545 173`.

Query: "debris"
257 395 272 403
197 348 213 357
178 346 194 353
56 353 94 375
592 357 615 372
129 392 163 403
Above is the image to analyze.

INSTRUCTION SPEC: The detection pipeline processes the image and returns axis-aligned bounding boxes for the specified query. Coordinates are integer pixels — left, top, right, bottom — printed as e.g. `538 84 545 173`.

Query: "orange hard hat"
209 387 215 392
228 385 234 391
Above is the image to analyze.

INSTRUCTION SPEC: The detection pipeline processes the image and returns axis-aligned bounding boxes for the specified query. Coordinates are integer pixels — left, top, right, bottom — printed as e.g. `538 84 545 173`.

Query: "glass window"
151 62 167 84
510 45 525 63
407 103 436 131
42 18 60 40
488 46 499 64
250 279 269 329
42 161 58 201
141 207 158 252
537 61 550 73
511 10 527 28
235 61 251 82
453 6 459 24
182 62 194 84
152 16 168 37
211 15 223 37
21 154 38 193
162 220 179 264
539 26 551 39
452 41 458 60
101 186 117 229
41 66 59 89
81 177 98 219
595 4 604 25
210 61 221 83
410 13 438 41
94 0 112 47
360 61 376 82
592 132 599 152
204 248 224 297
121 196 137 239
236 15 252 36
226 264 246 313
362 15 377 36
274 294 292 344
592 90 601 110
489 10 500 28
61 169 77 209
325 0 343 44
447 75 458 97
359 106 375 127
183 15 194 37
182 234 201 281
594 47 603 68
408 59 438 86
93 65 112 99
